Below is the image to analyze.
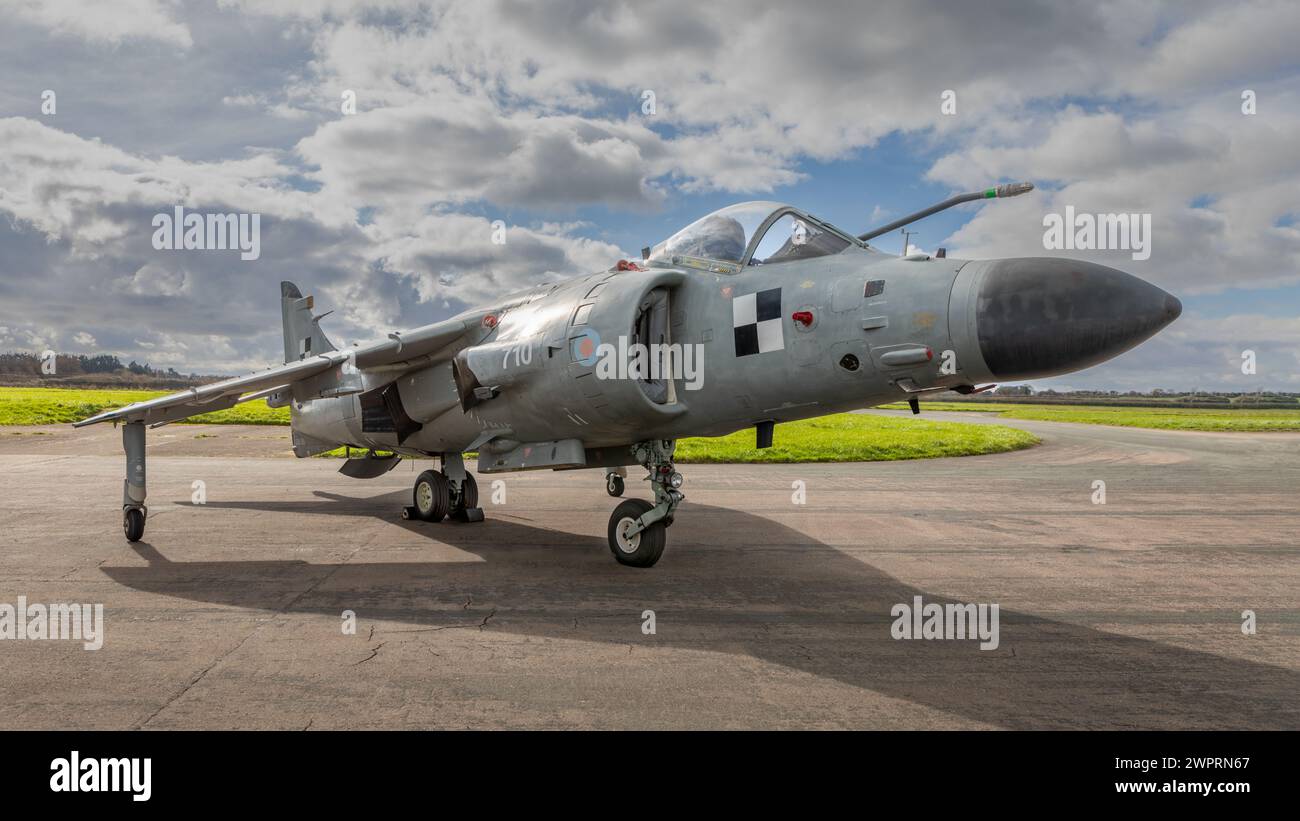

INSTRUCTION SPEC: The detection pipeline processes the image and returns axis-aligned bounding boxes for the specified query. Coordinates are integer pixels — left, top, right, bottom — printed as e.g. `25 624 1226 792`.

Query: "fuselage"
289 192 1185 475
294 248 934 453
291 241 1180 465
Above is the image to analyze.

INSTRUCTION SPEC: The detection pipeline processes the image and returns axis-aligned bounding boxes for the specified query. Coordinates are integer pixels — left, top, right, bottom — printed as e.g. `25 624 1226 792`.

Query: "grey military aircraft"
76 183 1181 567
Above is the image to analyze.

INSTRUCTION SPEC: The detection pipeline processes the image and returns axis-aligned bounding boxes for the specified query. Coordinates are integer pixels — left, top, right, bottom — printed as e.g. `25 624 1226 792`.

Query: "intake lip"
975 257 1181 381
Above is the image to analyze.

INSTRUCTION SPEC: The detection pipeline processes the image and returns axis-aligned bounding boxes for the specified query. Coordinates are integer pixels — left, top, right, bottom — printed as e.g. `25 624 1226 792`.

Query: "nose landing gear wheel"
608 498 666 568
605 472 625 497
412 470 451 522
123 508 146 542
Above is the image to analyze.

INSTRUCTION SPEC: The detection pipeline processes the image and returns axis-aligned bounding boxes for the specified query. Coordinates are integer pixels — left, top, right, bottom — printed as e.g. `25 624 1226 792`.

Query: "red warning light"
482 314 498 329
792 310 814 327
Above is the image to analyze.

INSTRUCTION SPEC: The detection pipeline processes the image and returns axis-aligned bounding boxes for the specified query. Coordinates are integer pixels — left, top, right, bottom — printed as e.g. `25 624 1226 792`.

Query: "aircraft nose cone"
975 257 1181 381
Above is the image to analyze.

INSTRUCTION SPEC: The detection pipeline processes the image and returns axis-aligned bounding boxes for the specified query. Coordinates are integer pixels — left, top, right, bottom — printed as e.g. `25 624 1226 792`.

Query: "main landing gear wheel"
412 470 450 522
123 508 146 542
608 498 666 568
605 472 625 497
449 472 483 522
456 472 479 509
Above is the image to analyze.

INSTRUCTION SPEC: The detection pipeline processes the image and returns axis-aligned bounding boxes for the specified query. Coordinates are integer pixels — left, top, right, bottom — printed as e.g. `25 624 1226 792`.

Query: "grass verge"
0 386 288 425
880 401 1300 432
674 413 1038 463
1 387 1038 462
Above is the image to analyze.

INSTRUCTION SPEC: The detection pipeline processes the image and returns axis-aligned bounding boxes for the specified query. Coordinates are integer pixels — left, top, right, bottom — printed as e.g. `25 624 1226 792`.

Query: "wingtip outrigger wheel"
606 439 683 568
122 420 147 542
123 507 146 542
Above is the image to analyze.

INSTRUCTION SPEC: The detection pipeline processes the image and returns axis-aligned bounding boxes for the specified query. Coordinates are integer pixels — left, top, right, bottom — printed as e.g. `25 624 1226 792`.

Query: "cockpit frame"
738 205 867 267
647 201 870 274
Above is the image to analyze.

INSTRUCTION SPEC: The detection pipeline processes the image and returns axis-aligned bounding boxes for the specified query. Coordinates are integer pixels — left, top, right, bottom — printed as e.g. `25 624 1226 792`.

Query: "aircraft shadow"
103 492 1300 729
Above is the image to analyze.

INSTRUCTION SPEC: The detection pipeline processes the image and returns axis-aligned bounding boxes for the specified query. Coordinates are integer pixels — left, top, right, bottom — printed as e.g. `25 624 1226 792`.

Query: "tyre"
123 508 146 542
457 472 479 510
607 498 666 568
413 470 450 522
606 473 625 497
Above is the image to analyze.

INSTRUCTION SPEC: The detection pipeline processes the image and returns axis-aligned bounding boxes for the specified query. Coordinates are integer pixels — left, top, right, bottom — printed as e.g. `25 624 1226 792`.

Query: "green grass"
316 415 1040 463
0 386 289 426
315 446 397 459
0 387 1040 463
879 401 1300 432
674 413 1038 463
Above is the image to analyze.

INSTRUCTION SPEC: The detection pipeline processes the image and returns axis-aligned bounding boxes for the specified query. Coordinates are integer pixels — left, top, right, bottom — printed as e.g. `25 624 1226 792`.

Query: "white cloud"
0 118 351 257
369 211 627 309
213 0 1300 209
1131 0 1300 97
931 97 1300 295
0 115 633 373
1 0 1298 388
296 100 668 212
1041 312 1300 391
0 0 192 47
114 263 189 297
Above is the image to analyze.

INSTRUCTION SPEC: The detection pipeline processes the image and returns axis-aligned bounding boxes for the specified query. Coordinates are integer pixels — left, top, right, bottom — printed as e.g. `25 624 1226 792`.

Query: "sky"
0 0 1296 391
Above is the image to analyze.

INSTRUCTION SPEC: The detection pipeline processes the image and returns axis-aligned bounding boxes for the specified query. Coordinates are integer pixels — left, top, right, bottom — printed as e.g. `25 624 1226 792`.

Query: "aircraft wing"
72 314 481 428
351 317 471 370
72 352 352 428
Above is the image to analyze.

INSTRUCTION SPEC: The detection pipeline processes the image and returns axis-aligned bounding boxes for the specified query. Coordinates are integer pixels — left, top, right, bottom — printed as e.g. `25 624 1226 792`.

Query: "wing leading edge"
73 313 479 428
72 352 350 428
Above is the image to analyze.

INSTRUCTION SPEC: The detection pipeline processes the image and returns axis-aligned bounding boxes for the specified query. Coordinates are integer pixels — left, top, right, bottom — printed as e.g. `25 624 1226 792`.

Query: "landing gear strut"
606 439 682 568
122 421 147 542
402 452 484 523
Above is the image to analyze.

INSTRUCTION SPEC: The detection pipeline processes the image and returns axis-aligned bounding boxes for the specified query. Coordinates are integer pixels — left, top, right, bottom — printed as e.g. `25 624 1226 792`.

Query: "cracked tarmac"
1 412 1297 729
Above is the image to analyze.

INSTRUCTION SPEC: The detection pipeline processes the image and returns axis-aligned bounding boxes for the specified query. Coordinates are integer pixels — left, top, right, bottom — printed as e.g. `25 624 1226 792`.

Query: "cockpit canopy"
648 201 861 268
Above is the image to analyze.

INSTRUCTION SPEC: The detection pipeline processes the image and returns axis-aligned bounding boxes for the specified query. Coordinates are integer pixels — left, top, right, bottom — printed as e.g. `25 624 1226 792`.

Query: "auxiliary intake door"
633 287 672 405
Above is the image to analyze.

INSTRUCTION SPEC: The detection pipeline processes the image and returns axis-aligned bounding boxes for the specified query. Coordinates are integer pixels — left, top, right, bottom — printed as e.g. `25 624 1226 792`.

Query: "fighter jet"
75 183 1182 567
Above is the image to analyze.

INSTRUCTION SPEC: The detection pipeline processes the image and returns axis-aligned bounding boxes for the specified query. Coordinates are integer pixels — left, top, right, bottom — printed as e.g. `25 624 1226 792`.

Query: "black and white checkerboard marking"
733 287 783 357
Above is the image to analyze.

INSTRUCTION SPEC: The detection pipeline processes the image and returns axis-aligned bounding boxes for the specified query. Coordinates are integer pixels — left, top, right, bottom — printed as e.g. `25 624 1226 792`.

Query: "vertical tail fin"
281 281 337 363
